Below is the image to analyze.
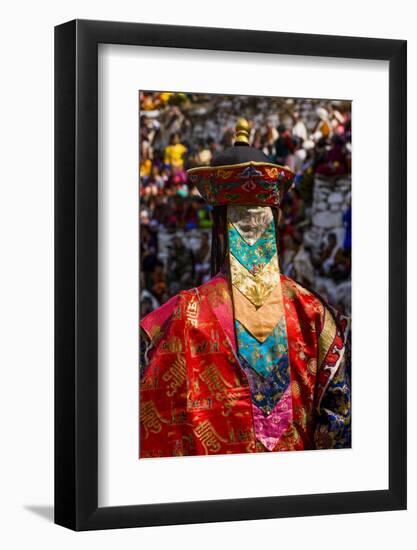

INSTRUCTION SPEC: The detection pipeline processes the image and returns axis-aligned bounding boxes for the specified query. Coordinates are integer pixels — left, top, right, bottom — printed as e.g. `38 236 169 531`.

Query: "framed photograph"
55 19 407 530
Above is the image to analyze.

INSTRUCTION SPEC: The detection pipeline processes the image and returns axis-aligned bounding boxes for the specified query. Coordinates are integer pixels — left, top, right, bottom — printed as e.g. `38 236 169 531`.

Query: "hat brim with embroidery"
187 119 294 207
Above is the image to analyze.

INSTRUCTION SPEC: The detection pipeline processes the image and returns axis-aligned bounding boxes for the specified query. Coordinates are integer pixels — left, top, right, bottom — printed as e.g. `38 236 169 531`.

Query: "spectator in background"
281 233 297 276
166 236 194 294
139 92 352 316
141 224 159 291
151 261 168 304
316 135 348 176
194 138 213 166
140 295 154 318
293 234 315 288
320 233 340 276
343 199 352 252
292 111 308 141
330 247 351 282
313 107 332 140
194 232 211 285
275 124 295 166
164 132 187 169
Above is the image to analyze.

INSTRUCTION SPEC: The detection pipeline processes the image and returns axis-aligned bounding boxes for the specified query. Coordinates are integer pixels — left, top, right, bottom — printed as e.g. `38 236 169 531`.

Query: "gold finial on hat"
234 118 250 145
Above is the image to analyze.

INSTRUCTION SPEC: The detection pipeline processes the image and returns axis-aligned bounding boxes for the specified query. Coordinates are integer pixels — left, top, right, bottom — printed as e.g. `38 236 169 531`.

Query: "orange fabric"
232 284 284 343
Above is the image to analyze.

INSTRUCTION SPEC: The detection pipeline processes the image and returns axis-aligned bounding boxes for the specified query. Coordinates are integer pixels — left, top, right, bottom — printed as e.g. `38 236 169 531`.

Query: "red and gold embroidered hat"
187 118 294 207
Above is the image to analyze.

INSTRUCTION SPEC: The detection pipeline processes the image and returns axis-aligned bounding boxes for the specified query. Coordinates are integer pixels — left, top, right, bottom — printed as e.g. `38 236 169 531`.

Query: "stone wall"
305 175 351 253
304 175 352 315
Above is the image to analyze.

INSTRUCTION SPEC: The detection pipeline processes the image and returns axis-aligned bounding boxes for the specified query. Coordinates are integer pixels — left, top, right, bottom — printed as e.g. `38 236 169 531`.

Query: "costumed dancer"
140 119 351 458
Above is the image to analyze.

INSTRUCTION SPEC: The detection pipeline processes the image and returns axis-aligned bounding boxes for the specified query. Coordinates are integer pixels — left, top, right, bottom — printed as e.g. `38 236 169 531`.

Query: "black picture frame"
55 19 407 531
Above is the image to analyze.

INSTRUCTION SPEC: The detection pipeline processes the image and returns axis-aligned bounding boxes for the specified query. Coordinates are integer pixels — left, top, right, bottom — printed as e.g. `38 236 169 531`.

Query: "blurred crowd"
139 91 352 318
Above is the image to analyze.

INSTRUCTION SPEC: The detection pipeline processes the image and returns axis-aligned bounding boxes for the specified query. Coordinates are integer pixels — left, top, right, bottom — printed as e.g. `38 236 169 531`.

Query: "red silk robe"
140 273 349 458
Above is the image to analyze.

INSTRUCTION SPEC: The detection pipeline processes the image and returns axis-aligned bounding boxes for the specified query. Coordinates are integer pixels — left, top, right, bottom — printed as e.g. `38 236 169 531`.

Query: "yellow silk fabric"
229 253 280 307
317 307 337 368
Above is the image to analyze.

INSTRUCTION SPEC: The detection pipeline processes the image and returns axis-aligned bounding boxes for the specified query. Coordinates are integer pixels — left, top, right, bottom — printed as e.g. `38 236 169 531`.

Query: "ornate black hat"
187 119 294 206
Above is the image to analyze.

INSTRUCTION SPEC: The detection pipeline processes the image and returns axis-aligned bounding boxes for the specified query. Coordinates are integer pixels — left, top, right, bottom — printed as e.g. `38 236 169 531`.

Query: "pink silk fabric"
251 386 293 451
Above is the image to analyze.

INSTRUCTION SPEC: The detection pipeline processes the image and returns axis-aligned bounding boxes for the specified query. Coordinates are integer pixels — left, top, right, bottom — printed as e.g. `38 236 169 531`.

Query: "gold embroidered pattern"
148 323 162 344
162 355 187 397
194 419 227 453
199 362 234 394
216 168 234 180
185 295 199 327
199 282 231 308
141 401 168 439
265 167 279 178
291 380 301 399
190 329 220 355
160 336 183 353
307 358 317 375
230 253 280 307
199 362 241 414
318 309 337 368
282 278 314 300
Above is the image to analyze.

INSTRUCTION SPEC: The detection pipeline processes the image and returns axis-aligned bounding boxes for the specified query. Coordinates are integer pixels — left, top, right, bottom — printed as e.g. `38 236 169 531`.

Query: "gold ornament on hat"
234 118 250 145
